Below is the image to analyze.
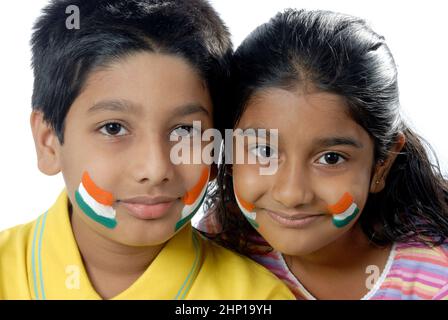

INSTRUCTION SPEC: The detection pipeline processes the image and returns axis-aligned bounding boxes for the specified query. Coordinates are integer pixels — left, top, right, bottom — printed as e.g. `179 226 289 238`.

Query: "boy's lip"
120 195 178 205
263 209 325 228
119 196 178 220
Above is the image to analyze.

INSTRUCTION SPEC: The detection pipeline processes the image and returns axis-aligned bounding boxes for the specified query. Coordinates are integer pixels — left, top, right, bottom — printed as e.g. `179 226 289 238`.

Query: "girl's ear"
30 110 62 176
370 133 406 193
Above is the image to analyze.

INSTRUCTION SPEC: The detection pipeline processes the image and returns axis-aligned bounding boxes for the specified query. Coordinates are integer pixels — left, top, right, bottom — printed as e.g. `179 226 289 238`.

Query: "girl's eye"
170 125 200 139
317 152 346 165
99 123 128 136
250 144 278 159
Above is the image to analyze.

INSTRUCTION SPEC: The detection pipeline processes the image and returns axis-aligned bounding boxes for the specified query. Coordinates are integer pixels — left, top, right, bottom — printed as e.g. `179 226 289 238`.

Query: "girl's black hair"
205 9 448 254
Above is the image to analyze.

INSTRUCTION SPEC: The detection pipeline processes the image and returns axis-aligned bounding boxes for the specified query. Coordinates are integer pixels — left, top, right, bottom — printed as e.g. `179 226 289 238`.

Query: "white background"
0 0 447 231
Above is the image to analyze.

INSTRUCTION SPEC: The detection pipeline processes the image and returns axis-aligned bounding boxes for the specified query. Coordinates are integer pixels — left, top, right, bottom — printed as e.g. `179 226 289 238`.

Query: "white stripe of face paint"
235 196 256 221
332 202 358 221
78 183 116 219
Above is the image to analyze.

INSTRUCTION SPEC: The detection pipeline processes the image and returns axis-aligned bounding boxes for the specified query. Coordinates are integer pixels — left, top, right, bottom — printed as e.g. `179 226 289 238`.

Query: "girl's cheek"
233 164 266 203
316 176 370 213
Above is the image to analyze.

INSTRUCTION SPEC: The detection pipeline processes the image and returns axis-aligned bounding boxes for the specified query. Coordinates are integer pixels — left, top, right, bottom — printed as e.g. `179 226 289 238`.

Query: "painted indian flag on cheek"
74 171 117 229
327 192 360 228
234 192 259 229
175 167 210 232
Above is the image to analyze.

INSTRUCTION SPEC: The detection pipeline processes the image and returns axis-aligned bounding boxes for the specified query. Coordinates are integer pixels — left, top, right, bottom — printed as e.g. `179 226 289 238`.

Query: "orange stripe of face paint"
327 192 354 215
235 193 255 212
182 167 210 205
81 171 114 206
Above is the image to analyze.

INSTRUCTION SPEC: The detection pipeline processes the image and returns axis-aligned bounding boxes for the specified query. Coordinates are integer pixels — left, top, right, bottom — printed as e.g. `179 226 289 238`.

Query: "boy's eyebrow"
88 99 210 117
87 99 141 115
170 103 210 118
314 137 363 148
87 100 209 118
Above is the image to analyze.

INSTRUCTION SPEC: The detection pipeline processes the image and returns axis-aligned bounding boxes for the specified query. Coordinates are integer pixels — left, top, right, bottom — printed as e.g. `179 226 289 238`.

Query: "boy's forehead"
86 98 210 118
70 52 213 119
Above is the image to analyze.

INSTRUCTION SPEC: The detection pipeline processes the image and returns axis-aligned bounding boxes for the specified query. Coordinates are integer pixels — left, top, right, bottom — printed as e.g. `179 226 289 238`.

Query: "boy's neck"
70 204 165 299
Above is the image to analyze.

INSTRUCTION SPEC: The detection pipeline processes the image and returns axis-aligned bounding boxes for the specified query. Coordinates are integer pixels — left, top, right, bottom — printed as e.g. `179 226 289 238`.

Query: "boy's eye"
99 123 128 136
317 152 345 165
170 125 200 139
250 144 278 159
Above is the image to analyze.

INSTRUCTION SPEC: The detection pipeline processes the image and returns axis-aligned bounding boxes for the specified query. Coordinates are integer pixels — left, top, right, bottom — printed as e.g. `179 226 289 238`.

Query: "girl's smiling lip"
119 196 178 220
264 209 325 228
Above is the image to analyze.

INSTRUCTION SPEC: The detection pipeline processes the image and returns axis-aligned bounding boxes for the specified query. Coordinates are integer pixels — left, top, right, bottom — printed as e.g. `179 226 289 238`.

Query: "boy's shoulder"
0 219 37 299
190 231 295 299
0 219 35 256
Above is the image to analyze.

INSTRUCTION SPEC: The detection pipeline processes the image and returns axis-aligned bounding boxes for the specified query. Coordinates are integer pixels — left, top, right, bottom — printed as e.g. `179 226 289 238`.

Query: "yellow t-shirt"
0 191 294 300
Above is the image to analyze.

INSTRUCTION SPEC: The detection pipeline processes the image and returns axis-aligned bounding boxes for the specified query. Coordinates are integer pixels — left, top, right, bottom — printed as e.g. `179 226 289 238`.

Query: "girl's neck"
284 223 393 299
295 223 376 267
70 205 164 299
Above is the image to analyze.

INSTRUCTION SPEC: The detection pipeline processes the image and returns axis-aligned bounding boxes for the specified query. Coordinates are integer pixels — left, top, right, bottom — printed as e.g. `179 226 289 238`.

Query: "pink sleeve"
433 282 448 300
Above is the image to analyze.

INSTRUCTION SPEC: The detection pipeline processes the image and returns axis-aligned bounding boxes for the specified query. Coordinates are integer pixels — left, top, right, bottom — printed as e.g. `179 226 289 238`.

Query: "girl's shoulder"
374 241 448 300
393 241 448 271
247 240 448 300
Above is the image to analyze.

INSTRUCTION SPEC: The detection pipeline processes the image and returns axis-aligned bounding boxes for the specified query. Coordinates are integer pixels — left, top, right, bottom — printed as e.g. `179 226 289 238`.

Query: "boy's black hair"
206 9 448 254
31 0 232 143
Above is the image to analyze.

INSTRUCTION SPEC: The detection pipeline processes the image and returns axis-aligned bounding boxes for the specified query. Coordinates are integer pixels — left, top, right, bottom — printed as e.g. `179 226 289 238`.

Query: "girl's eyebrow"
313 137 363 149
237 128 278 138
170 103 210 118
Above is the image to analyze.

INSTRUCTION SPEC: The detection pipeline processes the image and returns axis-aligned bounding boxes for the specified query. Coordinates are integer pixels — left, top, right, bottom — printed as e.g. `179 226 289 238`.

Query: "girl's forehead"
241 88 351 126
238 87 371 145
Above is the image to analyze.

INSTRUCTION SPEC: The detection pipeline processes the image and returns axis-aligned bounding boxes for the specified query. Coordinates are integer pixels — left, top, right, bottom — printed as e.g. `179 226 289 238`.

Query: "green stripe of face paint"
75 190 117 229
332 207 359 228
245 217 259 229
175 191 207 232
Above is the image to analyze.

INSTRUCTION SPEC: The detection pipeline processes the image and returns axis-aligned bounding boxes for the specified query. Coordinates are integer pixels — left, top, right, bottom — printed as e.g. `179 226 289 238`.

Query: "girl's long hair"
204 9 448 254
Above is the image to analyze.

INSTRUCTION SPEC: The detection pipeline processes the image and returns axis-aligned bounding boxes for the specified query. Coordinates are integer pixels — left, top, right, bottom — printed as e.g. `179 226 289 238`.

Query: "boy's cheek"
60 159 117 201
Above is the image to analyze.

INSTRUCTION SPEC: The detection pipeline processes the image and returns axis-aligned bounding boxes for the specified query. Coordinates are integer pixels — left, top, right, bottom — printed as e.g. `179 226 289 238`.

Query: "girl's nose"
271 159 314 208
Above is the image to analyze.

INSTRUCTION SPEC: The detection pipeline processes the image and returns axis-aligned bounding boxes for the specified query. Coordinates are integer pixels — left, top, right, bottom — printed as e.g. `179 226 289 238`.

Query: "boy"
0 0 294 300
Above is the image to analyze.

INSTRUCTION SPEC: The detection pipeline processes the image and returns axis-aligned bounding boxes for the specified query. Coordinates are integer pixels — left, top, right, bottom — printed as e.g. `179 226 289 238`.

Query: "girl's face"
233 87 378 256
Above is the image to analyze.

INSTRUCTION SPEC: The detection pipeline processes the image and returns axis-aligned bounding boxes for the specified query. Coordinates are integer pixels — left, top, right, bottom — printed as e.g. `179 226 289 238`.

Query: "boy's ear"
370 133 406 193
30 110 62 176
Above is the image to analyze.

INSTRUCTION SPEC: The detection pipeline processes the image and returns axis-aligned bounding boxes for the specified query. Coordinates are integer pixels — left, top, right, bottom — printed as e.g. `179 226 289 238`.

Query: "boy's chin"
105 220 181 247
76 212 182 247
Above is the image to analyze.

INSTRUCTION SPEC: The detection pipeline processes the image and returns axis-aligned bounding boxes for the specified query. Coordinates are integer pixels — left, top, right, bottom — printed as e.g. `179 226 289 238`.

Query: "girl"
199 9 448 299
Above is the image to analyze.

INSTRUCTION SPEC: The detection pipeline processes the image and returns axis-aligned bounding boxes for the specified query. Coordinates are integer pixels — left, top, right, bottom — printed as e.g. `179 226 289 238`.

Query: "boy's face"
51 52 213 246
232 87 386 256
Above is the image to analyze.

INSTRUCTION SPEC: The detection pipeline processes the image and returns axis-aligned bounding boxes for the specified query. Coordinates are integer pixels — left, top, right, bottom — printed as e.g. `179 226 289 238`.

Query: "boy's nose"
271 159 314 208
128 136 175 187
